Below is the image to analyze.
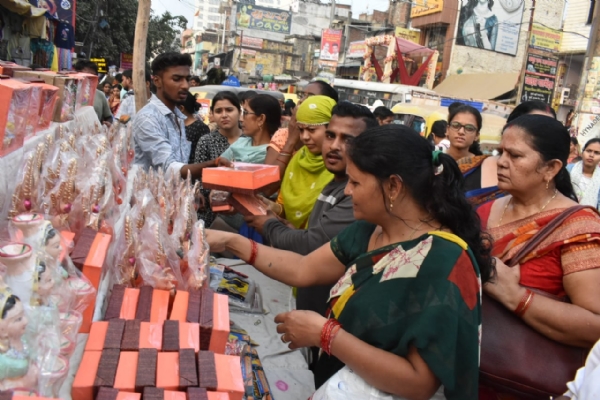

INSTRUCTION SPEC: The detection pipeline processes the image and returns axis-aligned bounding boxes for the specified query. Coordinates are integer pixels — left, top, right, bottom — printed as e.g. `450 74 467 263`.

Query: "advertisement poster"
29 0 76 25
411 0 443 17
395 27 421 44
320 29 342 62
456 0 524 56
580 57 600 114
347 41 366 58
529 23 562 53
120 53 133 70
236 4 292 34
521 53 558 103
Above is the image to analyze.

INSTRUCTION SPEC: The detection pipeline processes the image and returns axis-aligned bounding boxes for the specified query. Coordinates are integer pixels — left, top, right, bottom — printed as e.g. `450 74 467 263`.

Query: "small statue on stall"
0 243 38 306
0 283 38 391
31 263 55 307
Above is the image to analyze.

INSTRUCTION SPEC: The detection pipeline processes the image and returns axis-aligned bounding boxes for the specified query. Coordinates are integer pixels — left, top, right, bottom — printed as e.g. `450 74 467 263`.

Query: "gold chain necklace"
497 189 558 228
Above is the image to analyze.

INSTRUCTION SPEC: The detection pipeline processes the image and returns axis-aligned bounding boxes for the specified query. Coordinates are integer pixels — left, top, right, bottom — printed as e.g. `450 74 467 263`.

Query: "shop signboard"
236 4 292 34
90 57 107 74
347 41 366 58
530 24 562 53
241 36 263 49
395 27 421 44
520 53 558 104
411 0 443 17
456 0 524 56
120 53 133 70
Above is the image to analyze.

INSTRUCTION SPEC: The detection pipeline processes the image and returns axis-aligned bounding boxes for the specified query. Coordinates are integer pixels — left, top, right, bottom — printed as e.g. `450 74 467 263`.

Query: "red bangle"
514 289 534 317
320 319 342 356
247 239 258 265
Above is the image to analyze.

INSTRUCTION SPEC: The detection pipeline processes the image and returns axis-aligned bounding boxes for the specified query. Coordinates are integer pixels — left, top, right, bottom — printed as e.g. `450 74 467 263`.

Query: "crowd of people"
101 51 600 399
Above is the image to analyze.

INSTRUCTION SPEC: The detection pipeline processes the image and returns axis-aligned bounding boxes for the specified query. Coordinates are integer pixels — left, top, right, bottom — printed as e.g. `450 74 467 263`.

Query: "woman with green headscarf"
274 95 336 229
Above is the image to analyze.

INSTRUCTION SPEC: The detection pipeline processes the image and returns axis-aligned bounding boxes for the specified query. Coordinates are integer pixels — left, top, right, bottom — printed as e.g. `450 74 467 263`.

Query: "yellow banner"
395 27 421 44
530 24 562 53
411 0 443 17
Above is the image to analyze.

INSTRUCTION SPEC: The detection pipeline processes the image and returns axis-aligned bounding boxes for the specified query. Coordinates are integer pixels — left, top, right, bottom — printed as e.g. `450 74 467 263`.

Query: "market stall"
0 69 313 399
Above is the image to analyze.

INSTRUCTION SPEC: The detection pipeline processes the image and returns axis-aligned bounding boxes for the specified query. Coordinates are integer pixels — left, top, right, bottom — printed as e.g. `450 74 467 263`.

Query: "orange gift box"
85 321 108 351
73 72 98 109
150 289 170 324
120 288 140 320
13 79 43 141
80 232 112 333
117 393 141 400
71 350 102 400
179 322 200 353
156 352 180 390
0 61 31 76
114 351 139 392
0 77 32 157
209 293 230 354
228 194 268 217
169 290 189 322
203 163 280 194
164 391 187 400
214 354 244 400
36 82 59 132
208 393 230 400
140 322 163 350
13 71 79 122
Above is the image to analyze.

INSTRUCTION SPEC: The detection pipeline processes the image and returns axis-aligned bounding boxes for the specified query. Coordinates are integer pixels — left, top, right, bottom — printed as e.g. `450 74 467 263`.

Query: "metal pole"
221 13 227 53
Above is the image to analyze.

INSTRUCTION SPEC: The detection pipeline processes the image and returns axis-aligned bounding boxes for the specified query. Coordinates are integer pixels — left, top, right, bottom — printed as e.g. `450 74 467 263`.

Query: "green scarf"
296 95 336 125
280 146 333 228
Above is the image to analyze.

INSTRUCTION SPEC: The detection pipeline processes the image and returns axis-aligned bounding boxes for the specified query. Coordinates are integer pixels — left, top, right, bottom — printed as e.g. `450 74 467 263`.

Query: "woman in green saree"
207 125 495 399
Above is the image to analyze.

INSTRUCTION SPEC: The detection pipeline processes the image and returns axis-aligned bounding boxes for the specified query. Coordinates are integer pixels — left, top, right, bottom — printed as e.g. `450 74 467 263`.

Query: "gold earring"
389 196 394 210
545 180 549 190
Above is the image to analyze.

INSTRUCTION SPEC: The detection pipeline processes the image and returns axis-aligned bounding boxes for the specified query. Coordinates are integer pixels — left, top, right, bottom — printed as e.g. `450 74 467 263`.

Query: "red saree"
478 202 600 399
478 201 600 297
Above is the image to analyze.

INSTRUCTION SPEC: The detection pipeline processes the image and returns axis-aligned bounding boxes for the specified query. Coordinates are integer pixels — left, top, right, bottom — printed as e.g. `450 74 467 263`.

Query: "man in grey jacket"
246 101 377 316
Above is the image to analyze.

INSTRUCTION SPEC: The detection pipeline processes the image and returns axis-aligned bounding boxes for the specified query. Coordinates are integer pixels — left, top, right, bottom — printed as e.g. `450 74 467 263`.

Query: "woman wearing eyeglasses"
447 105 503 207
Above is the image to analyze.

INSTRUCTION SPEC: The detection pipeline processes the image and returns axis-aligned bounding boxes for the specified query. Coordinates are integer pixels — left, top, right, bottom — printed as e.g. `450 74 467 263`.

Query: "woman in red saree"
477 115 600 399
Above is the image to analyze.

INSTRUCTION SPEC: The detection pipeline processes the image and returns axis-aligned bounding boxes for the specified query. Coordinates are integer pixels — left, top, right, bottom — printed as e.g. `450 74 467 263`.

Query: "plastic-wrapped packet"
137 214 183 292
43 146 81 232
209 263 264 314
58 78 77 122
24 85 42 141
37 85 58 133
77 153 116 235
8 147 44 218
109 209 142 287
184 220 210 290
172 173 199 258
25 304 67 397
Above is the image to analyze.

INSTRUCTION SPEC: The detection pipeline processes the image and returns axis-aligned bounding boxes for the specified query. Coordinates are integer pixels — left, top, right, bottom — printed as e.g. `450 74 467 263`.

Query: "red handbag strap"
507 205 594 268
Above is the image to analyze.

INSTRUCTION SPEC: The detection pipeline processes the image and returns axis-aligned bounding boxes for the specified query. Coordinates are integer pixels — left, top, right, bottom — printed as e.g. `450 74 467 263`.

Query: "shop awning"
434 72 519 100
